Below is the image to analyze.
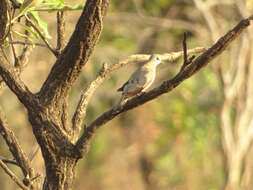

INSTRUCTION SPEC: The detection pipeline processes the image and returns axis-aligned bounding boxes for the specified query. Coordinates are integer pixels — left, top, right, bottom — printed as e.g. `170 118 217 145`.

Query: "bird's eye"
156 57 159 60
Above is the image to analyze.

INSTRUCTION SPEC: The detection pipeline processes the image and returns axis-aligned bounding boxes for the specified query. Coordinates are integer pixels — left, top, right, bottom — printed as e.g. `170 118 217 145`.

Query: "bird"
117 54 162 105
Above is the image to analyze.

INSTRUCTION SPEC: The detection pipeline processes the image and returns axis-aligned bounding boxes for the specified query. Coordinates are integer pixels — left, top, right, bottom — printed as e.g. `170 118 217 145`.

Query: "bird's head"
149 54 162 66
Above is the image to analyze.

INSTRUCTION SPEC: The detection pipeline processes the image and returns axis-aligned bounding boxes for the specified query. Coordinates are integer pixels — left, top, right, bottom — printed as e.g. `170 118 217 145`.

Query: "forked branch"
72 47 205 138
75 15 253 156
0 51 36 107
0 108 36 182
0 160 29 190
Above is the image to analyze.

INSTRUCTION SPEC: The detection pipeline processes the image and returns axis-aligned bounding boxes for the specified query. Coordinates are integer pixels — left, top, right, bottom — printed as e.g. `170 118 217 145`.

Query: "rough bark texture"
42 158 77 190
39 0 109 107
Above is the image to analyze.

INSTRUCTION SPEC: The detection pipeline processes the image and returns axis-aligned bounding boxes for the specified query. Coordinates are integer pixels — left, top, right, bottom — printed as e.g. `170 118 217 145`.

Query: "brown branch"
75 16 253 156
0 21 34 94
9 41 46 47
0 51 36 107
9 33 18 64
9 0 21 9
180 33 196 72
16 41 33 68
0 160 29 190
16 20 35 69
56 11 66 55
72 47 205 139
39 0 109 108
0 107 36 181
0 156 18 166
183 33 188 64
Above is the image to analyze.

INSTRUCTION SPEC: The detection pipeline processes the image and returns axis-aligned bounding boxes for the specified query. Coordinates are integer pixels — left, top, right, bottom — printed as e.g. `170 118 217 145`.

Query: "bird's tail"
114 94 128 108
117 86 124 92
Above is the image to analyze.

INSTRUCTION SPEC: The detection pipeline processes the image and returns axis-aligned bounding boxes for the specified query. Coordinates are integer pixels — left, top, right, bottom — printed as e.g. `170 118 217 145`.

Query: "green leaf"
43 0 64 8
44 0 64 5
29 11 51 39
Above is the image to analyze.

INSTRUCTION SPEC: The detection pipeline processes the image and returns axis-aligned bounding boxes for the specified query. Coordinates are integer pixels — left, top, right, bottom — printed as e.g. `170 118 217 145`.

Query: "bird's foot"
137 92 146 97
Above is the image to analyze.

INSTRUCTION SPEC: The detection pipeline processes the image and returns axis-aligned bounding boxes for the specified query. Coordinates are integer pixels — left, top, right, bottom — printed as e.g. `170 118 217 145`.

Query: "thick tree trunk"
42 157 77 190
225 152 243 190
27 108 80 190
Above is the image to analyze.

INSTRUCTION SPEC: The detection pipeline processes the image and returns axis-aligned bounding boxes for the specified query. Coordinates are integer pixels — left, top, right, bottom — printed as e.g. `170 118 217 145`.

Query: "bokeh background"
1 0 253 189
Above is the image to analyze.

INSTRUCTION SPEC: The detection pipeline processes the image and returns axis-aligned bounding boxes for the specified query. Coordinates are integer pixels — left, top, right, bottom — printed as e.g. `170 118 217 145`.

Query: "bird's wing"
117 81 128 91
117 68 142 92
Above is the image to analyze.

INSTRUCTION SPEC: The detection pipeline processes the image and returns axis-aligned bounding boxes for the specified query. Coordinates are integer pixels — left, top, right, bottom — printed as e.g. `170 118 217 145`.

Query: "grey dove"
117 54 161 104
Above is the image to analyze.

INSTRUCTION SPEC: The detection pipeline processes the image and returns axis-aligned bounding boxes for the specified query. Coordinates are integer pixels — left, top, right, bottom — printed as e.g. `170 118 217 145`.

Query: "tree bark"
27 109 79 190
42 158 77 190
225 152 243 190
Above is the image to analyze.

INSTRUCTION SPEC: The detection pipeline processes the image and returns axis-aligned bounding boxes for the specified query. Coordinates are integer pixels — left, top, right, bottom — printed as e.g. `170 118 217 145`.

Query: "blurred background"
1 0 253 189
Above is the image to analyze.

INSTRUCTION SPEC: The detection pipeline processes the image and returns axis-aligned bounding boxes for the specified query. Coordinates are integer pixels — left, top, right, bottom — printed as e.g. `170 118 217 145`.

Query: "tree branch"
39 0 109 108
13 20 35 70
0 156 18 166
56 11 66 55
0 51 36 107
75 15 253 156
9 41 46 48
26 18 57 56
0 160 29 190
0 107 36 181
72 47 205 139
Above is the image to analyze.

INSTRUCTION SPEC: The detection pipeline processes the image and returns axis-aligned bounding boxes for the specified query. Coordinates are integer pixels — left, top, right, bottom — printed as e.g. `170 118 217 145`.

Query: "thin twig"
56 11 66 55
183 33 188 64
9 34 18 63
26 17 57 56
0 51 35 106
180 32 188 71
180 32 196 72
16 20 35 68
0 160 29 190
9 41 46 47
9 0 21 9
28 144 40 161
0 156 18 166
0 107 35 179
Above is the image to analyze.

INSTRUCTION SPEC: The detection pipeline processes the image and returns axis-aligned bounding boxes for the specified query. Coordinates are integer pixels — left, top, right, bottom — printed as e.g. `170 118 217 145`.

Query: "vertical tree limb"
39 0 109 108
56 11 66 55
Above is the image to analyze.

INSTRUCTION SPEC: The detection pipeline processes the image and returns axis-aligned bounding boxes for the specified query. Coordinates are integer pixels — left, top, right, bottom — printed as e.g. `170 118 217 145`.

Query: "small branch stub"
181 32 195 71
